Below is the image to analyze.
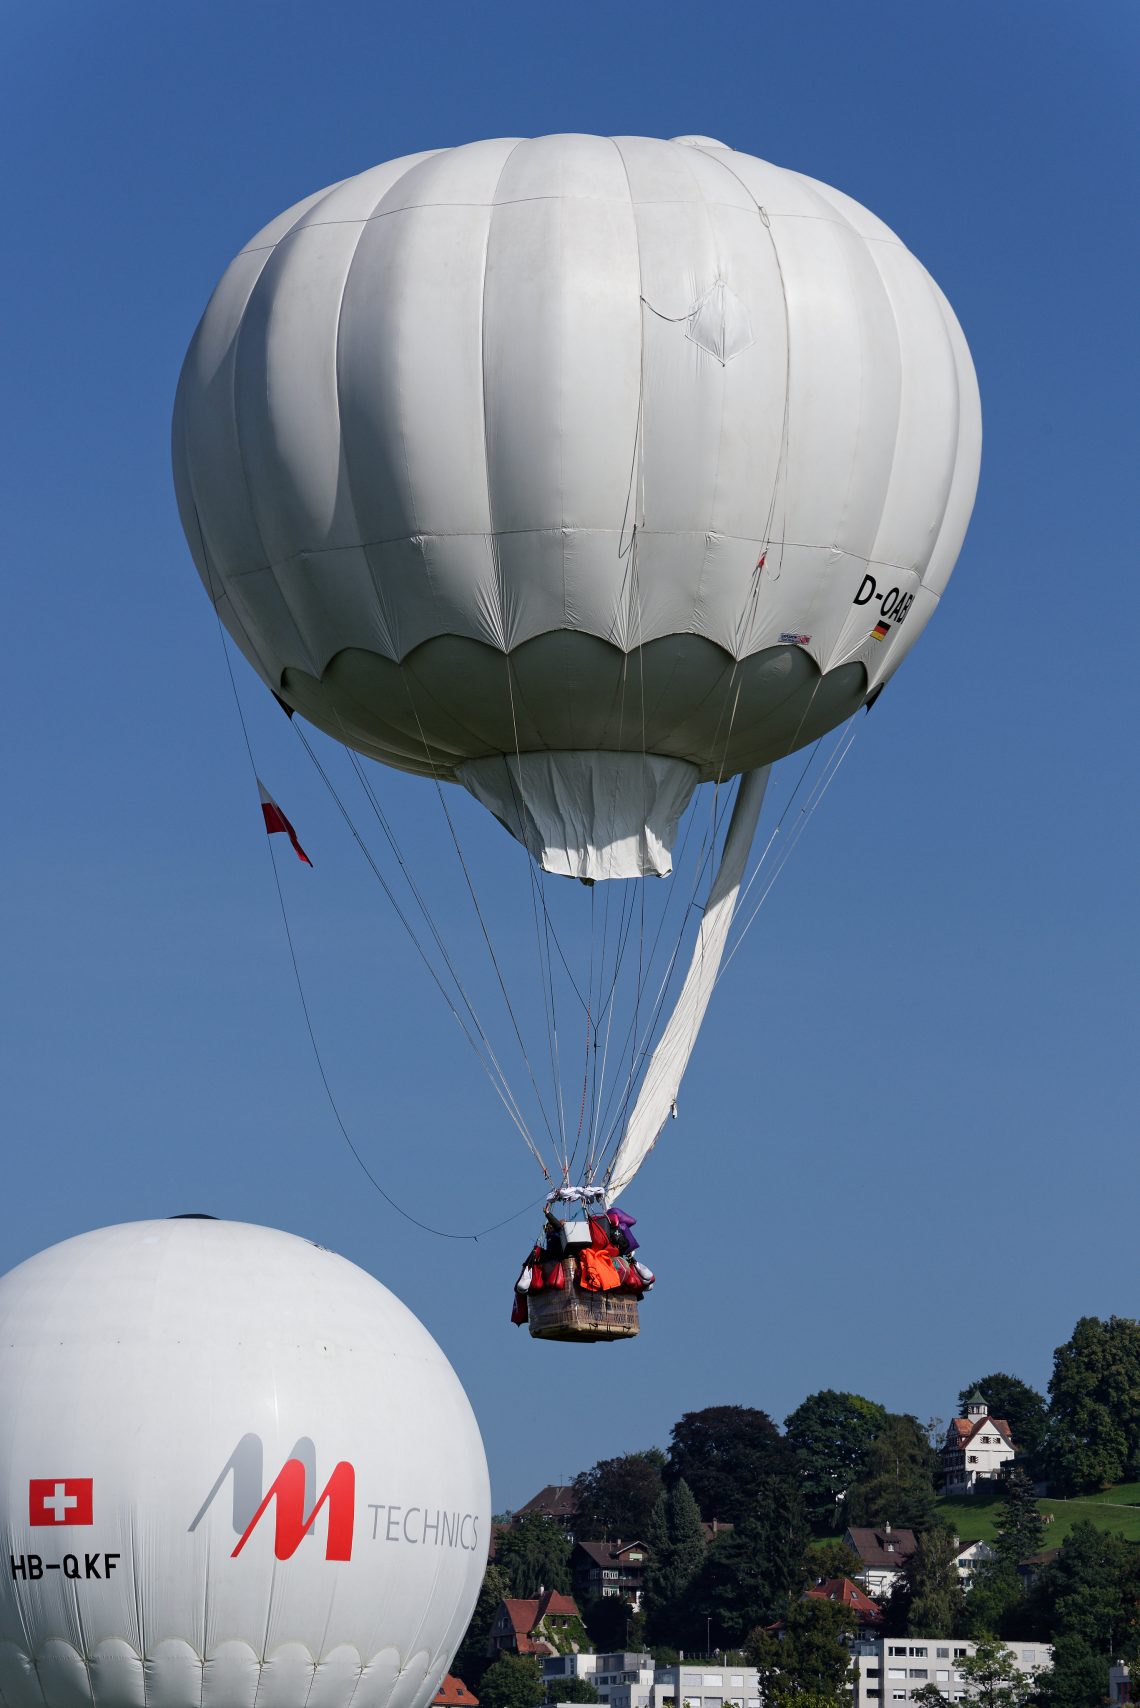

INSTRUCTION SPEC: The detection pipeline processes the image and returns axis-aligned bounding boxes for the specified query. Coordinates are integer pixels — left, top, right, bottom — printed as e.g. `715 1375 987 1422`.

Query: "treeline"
459 1314 1140 1708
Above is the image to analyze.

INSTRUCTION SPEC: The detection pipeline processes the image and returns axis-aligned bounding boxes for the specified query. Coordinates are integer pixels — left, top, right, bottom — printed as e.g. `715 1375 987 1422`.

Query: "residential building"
515 1485 580 1535
851 1637 1052 1705
842 1525 918 1599
543 1652 655 1708
487 1591 582 1657
651 1662 760 1708
1016 1546 1060 1593
952 1538 995 1588
941 1393 1015 1493
1110 1660 1135 1704
433 1679 478 1708
804 1576 882 1638
571 1539 649 1609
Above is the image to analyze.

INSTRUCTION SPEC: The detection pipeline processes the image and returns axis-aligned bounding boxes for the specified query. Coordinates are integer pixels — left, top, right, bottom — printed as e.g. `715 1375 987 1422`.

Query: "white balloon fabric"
173 133 980 880
0 1219 490 1708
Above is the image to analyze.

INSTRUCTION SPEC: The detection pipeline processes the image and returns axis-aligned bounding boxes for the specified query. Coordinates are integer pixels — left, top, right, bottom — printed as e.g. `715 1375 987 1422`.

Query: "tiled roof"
805 1577 882 1622
516 1485 578 1520
501 1599 541 1636
536 1590 580 1620
575 1539 643 1569
844 1527 918 1568
947 1415 1014 1446
434 1678 479 1707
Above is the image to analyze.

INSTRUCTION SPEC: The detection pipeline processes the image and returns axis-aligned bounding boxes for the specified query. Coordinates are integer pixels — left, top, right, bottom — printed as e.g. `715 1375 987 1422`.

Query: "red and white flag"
257 781 312 866
29 1478 93 1526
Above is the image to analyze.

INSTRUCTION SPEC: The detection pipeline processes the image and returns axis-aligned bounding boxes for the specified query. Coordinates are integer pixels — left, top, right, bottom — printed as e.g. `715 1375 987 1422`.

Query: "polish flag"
29 1479 93 1526
258 781 312 866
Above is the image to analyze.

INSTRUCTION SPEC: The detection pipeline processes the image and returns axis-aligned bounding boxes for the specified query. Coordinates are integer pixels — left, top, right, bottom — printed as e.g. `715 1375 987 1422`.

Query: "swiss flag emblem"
29 1479 94 1526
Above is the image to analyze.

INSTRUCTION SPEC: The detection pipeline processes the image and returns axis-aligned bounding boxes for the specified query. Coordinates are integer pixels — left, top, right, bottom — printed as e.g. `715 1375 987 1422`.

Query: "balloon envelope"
0 1218 490 1708
174 133 980 880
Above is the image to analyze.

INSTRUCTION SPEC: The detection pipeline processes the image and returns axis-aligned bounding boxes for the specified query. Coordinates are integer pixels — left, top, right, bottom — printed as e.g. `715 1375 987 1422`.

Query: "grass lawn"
935 1481 1140 1549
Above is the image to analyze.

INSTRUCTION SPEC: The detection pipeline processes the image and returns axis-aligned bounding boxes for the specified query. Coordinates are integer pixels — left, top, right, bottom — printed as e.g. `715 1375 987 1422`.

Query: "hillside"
935 1480 1140 1549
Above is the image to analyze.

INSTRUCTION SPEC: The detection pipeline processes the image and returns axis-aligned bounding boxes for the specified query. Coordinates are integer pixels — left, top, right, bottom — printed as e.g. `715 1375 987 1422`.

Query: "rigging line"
590 794 725 1173
187 504 547 1179
261 831 546 1243
591 765 739 1166
345 742 558 1151
591 779 736 1170
198 567 546 1236
721 720 860 982
387 683 561 1150
565 884 595 1181
584 876 635 1180
584 647 637 1179
593 725 833 1172
540 872 570 1177
502 658 570 1169
288 719 549 1174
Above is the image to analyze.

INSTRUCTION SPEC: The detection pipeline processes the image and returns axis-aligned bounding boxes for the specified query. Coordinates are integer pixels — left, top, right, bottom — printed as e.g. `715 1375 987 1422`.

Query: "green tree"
784 1390 887 1534
572 1451 666 1541
911 1638 1040 1708
643 1480 707 1642
844 1414 940 1531
494 1515 572 1598
956 1636 1041 1706
899 1528 967 1637
543 1678 599 1704
453 1563 510 1689
1029 1518 1140 1656
956 1375 1048 1470
1033 1636 1110 1708
963 1558 1026 1641
993 1469 1045 1568
802 1537 863 1586
749 1596 856 1705
665 1406 787 1524
685 1473 809 1649
479 1656 545 1708
582 1593 639 1653
1042 1315 1140 1493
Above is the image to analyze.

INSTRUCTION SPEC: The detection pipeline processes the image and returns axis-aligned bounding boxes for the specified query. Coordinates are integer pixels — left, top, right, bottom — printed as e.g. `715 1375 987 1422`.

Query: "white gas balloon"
0 1218 490 1708
173 134 981 1214
174 132 980 883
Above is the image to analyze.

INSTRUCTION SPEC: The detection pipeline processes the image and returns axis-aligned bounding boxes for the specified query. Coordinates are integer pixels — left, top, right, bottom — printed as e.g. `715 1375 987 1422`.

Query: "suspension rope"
288 720 549 1174
719 717 861 983
390 683 562 1151
194 526 548 1235
502 658 571 1174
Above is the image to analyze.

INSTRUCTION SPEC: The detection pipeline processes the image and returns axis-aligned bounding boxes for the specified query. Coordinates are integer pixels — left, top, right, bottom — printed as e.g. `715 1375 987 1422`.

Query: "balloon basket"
527 1288 640 1343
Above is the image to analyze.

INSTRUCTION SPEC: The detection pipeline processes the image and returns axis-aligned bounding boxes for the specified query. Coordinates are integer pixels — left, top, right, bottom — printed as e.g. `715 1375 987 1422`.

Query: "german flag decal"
871 619 890 641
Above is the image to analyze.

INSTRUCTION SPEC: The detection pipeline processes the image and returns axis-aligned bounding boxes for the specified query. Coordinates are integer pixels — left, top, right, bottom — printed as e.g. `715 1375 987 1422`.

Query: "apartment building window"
936 1650 950 1659
909 1648 928 1658
909 1669 928 1680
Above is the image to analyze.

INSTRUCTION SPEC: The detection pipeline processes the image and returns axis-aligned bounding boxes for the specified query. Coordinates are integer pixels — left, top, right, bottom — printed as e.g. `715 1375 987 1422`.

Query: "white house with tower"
941 1391 1015 1493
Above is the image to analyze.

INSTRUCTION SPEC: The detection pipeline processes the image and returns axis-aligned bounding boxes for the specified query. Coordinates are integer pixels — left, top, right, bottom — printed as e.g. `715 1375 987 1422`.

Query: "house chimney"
884 1522 891 1536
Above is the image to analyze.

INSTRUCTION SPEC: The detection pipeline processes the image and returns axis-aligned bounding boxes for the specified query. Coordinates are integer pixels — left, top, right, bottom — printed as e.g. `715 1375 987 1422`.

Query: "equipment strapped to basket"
512 1196 653 1343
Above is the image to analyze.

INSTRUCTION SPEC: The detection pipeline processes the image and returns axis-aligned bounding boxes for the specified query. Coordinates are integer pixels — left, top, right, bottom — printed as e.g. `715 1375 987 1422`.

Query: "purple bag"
608 1205 640 1252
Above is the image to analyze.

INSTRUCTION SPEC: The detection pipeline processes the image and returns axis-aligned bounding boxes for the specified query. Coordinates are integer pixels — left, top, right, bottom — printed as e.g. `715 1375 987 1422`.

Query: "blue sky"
2 1 1138 1512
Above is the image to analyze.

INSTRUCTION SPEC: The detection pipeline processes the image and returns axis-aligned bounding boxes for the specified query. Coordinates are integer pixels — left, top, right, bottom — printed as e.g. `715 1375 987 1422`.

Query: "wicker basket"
527 1285 640 1343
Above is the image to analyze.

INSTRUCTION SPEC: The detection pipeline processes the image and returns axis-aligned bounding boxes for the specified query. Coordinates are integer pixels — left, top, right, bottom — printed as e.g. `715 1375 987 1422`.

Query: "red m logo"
231 1457 355 1561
